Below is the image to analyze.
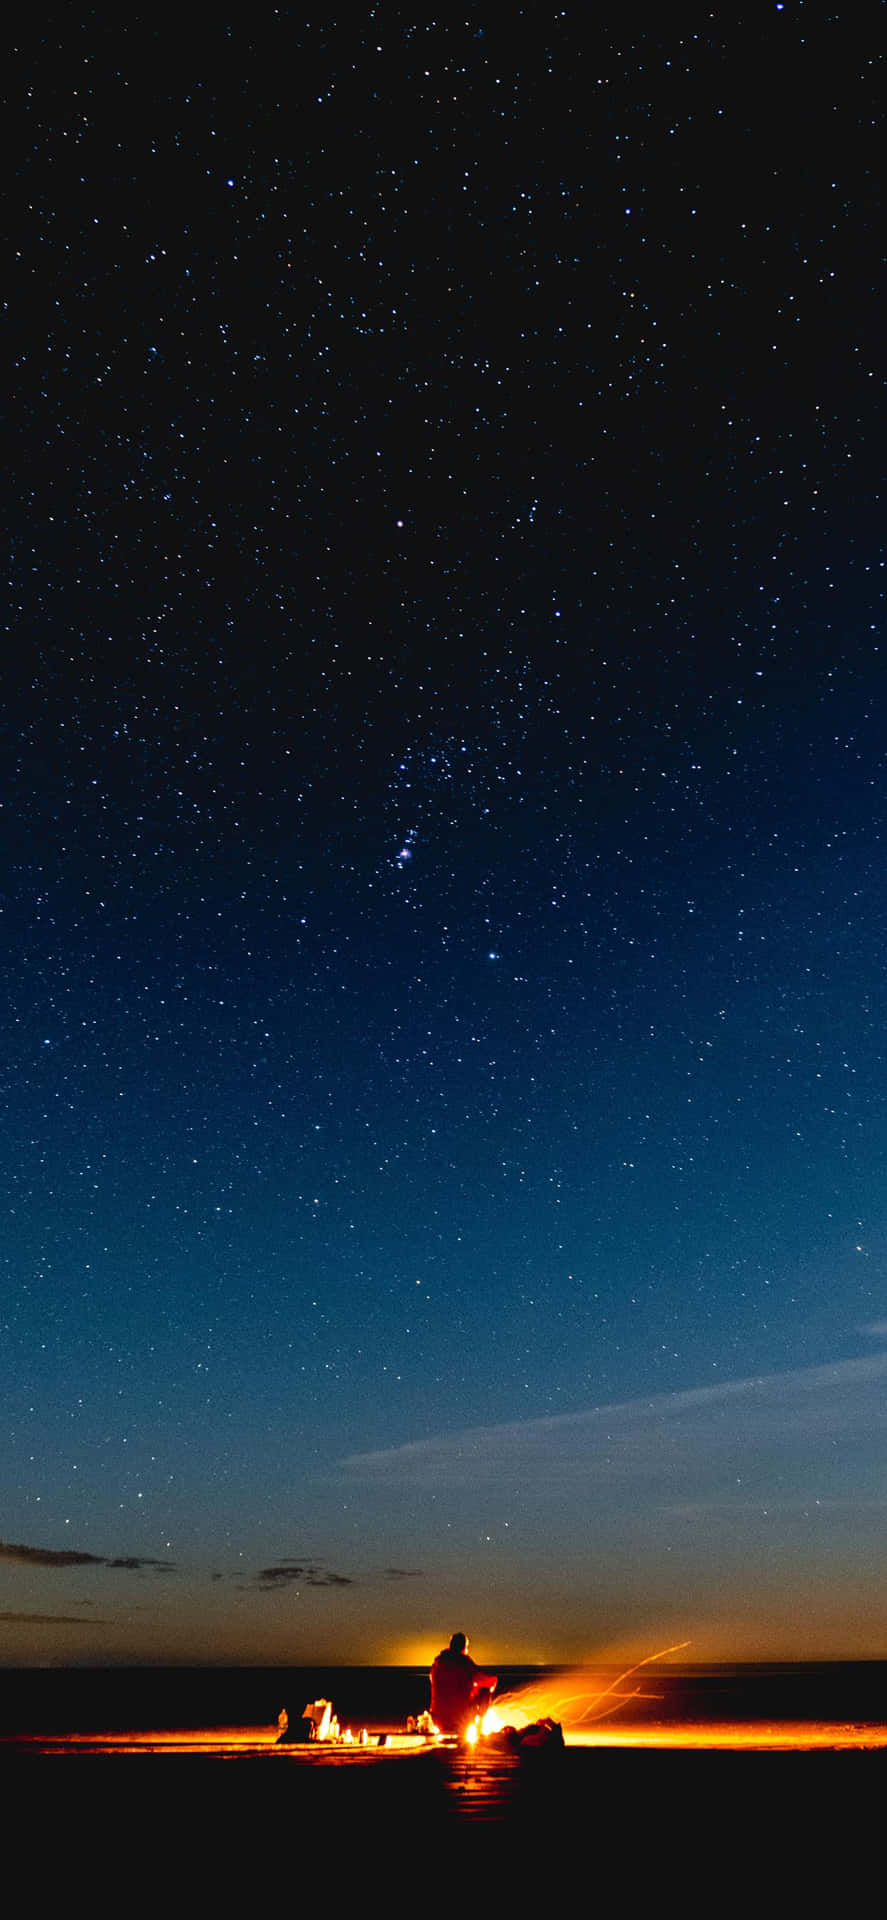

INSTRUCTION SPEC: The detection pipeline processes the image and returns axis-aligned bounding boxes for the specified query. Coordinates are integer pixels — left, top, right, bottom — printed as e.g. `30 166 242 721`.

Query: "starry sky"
4 10 887 1667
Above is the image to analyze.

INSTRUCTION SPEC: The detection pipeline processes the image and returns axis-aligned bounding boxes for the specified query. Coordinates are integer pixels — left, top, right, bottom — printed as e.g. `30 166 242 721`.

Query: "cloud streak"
0 1611 115 1626
0 1540 176 1572
0 1541 105 1569
342 1354 887 1511
253 1560 354 1591
105 1557 177 1573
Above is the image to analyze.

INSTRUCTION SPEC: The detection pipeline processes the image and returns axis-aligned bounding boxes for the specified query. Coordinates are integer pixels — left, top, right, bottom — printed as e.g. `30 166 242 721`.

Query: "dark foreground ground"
3 1665 886 1884
3 1740 884 1901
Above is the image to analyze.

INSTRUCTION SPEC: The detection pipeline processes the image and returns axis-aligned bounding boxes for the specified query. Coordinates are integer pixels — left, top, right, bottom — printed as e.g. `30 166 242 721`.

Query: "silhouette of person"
429 1632 497 1734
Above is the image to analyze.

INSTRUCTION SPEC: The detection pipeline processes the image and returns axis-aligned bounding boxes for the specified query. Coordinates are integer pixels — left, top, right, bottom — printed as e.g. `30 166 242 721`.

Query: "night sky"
4 10 887 1667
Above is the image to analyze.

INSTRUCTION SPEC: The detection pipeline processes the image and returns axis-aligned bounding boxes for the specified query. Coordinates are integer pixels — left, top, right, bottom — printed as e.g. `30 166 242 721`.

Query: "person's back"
429 1632 496 1734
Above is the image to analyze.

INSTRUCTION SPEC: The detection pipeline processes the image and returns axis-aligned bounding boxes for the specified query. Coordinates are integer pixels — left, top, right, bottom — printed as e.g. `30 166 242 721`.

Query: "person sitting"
429 1631 497 1735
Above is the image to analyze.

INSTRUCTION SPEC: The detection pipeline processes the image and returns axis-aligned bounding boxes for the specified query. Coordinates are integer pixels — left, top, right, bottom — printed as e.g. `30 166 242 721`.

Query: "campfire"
457 1640 692 1751
464 1704 565 1753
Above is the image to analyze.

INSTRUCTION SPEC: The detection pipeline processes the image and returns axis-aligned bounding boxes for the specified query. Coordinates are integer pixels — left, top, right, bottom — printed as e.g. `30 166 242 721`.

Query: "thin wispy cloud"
0 1541 105 1569
342 1354 887 1509
105 1557 177 1573
0 1540 177 1572
0 1611 115 1626
253 1560 354 1591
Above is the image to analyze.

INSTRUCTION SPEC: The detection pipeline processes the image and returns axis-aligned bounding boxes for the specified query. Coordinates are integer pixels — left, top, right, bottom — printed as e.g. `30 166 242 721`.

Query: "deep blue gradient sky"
4 10 887 1664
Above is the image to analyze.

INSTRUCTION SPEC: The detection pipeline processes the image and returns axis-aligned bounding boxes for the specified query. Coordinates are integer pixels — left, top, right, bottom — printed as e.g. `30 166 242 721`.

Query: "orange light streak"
488 1639 692 1732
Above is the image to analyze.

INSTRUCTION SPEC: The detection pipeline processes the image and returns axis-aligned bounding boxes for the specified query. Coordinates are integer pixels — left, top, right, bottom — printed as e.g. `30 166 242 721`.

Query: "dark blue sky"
4 9 887 1664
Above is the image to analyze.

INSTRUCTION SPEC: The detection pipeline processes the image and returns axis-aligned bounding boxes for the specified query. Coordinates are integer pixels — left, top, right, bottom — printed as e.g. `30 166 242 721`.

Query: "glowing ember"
477 1640 692 1738
480 1704 529 1736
